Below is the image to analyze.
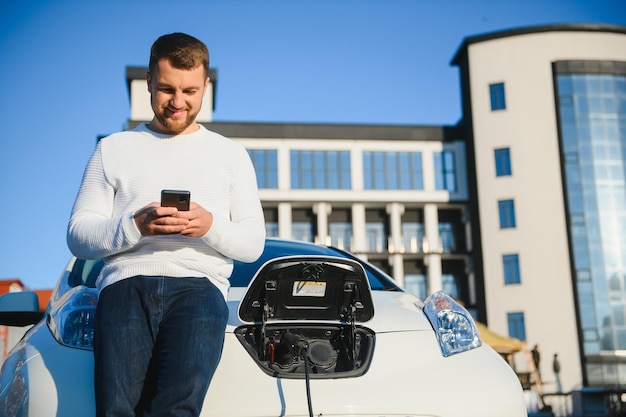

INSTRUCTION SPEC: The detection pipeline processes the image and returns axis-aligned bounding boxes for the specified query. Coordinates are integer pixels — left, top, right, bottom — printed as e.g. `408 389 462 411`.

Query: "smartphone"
161 190 191 211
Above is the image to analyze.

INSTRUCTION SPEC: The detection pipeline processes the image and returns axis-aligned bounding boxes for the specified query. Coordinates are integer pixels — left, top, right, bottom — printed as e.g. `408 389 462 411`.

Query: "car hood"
228 256 432 333
228 290 433 332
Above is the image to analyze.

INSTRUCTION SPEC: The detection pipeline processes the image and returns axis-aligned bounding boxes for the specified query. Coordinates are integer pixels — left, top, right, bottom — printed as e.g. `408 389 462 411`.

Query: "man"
553 353 562 393
67 33 265 417
531 344 541 381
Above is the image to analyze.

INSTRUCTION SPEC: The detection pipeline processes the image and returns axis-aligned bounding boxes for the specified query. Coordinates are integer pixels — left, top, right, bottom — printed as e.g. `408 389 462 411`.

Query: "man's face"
147 58 209 135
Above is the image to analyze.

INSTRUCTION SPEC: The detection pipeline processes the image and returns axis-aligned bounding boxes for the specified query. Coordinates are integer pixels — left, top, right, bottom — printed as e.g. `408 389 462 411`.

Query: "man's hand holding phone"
133 190 213 237
134 204 189 236
174 203 213 237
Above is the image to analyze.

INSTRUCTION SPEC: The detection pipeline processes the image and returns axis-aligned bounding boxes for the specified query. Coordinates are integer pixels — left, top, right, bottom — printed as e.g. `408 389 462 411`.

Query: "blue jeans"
94 276 229 417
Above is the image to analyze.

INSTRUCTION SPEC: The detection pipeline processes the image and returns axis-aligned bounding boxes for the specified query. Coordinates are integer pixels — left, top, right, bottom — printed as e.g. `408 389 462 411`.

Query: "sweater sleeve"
66 144 142 259
202 146 266 263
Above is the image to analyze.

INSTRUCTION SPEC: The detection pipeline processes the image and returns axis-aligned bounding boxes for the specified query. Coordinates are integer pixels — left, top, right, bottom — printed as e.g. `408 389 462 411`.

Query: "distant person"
531 344 541 380
553 353 562 393
67 32 265 417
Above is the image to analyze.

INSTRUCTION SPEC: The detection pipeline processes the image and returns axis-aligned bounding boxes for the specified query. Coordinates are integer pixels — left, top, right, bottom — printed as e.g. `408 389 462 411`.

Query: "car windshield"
68 239 400 291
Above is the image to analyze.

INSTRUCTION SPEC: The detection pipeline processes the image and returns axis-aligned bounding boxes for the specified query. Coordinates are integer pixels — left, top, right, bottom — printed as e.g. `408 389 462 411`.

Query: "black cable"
302 347 314 417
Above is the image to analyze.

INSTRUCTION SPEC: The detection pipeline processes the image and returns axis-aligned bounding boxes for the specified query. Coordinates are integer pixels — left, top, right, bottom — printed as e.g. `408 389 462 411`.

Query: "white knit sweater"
67 123 266 297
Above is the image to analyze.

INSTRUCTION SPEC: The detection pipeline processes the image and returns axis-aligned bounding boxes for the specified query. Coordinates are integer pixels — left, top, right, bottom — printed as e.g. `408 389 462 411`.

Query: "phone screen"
161 190 191 211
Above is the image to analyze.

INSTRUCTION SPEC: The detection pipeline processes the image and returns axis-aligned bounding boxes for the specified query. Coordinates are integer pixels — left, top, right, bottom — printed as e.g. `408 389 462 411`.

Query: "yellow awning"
476 322 523 353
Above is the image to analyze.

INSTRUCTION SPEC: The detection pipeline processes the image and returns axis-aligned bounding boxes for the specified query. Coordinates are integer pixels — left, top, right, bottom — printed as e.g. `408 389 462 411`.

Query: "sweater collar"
136 122 206 140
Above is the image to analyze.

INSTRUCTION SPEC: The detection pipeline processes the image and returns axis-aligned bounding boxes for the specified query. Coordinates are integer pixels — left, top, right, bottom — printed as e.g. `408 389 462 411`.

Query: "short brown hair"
149 32 209 77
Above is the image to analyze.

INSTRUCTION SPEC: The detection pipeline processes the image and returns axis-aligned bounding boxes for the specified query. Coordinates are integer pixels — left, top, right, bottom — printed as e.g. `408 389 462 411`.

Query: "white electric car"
0 238 527 416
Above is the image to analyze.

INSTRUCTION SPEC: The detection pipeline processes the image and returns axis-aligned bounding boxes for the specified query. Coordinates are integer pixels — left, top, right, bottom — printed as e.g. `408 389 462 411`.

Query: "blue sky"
1 0 625 290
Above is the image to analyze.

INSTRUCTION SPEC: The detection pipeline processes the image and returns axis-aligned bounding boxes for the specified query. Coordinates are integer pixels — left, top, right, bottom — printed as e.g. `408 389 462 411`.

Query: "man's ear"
146 72 152 93
203 77 211 96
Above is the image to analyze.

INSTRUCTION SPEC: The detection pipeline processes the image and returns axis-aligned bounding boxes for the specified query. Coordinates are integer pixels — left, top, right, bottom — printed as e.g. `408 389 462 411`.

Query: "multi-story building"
125 23 626 393
452 23 626 391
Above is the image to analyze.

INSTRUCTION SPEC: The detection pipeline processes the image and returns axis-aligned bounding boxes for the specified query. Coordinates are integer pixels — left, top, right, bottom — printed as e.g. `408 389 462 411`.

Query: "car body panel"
0 239 527 416
1 324 525 417
206 331 526 417
0 323 95 417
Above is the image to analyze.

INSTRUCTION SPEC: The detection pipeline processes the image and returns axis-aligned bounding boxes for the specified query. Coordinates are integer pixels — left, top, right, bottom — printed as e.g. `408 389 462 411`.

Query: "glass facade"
555 61 626 387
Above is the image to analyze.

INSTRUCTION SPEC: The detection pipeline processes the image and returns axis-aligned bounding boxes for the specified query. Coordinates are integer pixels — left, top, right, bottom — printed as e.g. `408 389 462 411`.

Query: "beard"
152 105 199 134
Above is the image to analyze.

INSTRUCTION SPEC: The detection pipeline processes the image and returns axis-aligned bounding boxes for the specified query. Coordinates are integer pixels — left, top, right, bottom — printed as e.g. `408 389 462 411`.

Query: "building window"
405 274 427 300
494 148 512 176
329 222 352 251
265 223 278 238
248 149 278 189
291 208 314 242
365 209 388 252
290 150 351 189
503 254 521 284
434 150 457 192
489 82 506 111
363 151 423 190
507 312 526 341
438 209 465 253
365 223 386 252
263 208 279 238
498 199 516 228
292 222 313 242
442 274 459 299
402 223 423 253
439 223 456 253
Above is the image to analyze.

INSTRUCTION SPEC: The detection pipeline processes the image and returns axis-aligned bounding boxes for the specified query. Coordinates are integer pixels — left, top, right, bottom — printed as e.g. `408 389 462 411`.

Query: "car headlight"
423 291 482 357
47 287 97 350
